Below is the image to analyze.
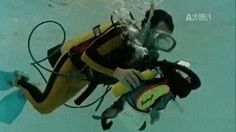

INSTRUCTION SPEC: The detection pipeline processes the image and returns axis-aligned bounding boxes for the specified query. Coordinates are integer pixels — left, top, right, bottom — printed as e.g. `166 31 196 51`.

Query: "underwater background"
0 0 235 132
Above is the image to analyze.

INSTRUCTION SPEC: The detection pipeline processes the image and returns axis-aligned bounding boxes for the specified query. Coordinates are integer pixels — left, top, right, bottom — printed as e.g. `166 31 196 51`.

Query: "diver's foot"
13 71 29 87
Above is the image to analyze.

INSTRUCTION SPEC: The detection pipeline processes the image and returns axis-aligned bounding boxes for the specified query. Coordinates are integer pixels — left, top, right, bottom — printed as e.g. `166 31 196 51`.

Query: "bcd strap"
74 82 97 105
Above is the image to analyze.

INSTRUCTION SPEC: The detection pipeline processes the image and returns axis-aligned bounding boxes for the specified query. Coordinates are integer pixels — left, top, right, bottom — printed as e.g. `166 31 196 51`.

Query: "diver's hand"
112 67 144 89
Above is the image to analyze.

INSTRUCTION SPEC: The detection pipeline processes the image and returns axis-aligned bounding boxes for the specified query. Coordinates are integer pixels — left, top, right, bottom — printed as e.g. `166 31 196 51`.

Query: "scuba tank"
112 69 158 97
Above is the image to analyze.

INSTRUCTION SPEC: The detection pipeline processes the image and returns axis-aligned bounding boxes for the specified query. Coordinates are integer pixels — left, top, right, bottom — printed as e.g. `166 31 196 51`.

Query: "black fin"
101 118 113 130
138 121 147 131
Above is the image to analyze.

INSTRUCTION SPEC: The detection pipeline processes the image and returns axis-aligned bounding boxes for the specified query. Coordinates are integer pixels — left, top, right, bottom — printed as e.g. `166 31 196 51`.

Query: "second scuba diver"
96 58 201 131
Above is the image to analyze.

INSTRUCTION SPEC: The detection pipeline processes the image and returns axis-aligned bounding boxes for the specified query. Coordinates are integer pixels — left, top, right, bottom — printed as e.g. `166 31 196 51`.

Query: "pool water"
0 0 235 132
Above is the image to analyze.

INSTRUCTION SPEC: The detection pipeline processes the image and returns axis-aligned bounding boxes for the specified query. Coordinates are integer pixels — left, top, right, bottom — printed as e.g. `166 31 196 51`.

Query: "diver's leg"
62 76 89 102
21 74 88 114
18 54 88 114
17 78 44 102
16 53 70 103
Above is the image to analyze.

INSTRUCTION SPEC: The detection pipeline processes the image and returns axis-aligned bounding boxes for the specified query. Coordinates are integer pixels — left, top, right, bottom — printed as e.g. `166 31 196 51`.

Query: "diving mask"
152 30 176 52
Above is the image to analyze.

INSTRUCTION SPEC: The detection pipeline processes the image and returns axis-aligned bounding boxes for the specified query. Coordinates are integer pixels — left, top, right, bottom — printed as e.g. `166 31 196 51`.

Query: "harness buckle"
93 25 101 37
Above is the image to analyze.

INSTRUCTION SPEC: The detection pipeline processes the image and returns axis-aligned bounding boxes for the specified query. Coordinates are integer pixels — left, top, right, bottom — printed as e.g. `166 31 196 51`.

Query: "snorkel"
140 0 155 44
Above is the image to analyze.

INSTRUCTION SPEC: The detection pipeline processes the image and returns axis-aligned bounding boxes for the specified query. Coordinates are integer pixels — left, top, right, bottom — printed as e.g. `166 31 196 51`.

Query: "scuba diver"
16 8 176 114
0 70 28 124
94 59 201 131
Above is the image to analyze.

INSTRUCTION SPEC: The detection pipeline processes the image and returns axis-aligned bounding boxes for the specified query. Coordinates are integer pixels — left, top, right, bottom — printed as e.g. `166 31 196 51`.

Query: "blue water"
0 0 235 132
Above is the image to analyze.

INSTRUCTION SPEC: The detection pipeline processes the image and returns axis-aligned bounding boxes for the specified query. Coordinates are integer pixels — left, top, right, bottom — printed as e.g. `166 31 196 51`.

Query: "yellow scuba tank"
60 23 114 54
111 69 158 97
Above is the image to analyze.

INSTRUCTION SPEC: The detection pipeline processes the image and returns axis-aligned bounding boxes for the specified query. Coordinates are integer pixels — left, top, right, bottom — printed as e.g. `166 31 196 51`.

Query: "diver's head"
142 9 174 33
141 9 176 52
